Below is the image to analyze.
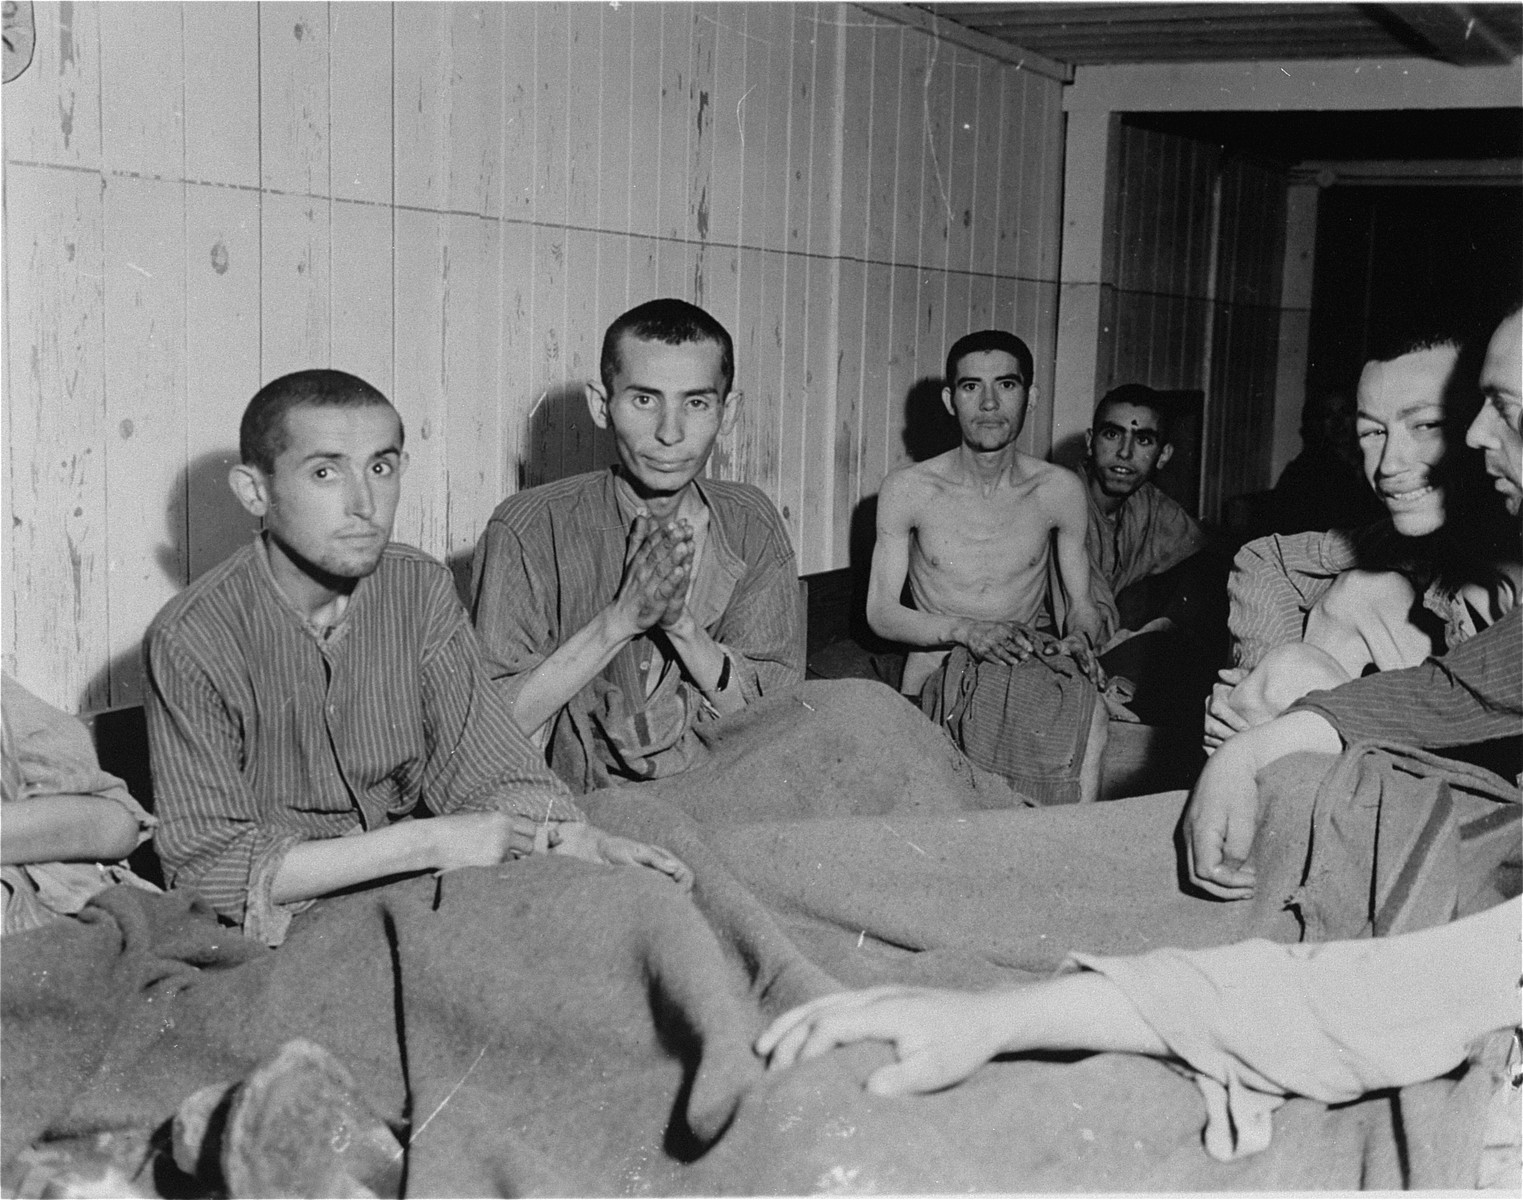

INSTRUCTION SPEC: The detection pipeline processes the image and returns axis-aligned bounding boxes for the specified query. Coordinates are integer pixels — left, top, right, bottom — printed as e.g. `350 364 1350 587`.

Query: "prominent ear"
1027 382 1042 412
941 386 954 416
397 450 412 478
1156 442 1174 471
718 389 744 436
585 380 611 431
1084 428 1095 458
228 463 270 518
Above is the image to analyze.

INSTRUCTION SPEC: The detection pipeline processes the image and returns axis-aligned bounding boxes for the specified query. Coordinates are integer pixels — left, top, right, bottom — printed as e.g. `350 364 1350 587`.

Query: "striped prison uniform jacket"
144 536 580 944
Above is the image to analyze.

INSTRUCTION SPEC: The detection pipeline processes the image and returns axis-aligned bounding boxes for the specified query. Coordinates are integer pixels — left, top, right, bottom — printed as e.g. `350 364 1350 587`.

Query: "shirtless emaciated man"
868 330 1102 672
868 330 1106 801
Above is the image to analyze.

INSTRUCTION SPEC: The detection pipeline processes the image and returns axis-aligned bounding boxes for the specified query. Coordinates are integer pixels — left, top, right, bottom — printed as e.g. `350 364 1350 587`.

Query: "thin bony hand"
614 515 692 635
656 518 696 631
1048 631 1104 687
430 811 538 872
550 823 694 892
963 620 1036 665
756 985 1007 1096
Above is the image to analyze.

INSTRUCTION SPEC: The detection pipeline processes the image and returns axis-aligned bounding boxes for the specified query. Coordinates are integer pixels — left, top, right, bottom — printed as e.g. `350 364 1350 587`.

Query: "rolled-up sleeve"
144 631 313 940
1070 897 1520 1161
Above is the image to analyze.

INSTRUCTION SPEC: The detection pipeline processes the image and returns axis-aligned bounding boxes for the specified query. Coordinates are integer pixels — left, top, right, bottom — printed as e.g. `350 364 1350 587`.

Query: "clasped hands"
610 511 697 639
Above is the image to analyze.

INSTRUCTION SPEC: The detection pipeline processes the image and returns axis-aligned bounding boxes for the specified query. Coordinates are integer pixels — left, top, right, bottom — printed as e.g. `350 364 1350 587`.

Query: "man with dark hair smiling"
471 299 802 792
1206 322 1519 751
145 369 688 946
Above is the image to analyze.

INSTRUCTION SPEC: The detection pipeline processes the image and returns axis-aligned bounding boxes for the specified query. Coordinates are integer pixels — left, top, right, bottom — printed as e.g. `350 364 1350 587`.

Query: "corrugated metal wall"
3 1 1065 711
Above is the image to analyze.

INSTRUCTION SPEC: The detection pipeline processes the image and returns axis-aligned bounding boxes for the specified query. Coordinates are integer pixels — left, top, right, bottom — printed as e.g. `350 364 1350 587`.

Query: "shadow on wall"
1052 431 1088 472
834 375 956 650
80 449 255 710
445 381 622 608
177 449 258 581
520 382 619 492
901 377 958 463
446 549 476 610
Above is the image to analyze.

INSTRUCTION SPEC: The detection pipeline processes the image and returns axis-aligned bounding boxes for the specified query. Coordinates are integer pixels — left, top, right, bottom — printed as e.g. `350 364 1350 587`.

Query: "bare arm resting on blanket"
759 898 1518 1160
269 814 691 905
1 797 140 866
1 673 151 867
759 975 1165 1095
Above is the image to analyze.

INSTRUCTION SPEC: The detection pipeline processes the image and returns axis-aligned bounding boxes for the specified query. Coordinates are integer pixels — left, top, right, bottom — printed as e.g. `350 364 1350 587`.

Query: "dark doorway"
1307 185 1523 395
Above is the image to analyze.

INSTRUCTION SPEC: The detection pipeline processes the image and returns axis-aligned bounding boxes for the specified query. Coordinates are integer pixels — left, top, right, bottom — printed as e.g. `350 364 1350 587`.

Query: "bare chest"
912 488 1055 572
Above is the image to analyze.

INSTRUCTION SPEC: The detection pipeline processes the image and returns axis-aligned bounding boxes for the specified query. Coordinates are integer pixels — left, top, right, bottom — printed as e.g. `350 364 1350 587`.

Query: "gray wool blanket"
3 681 1511 1195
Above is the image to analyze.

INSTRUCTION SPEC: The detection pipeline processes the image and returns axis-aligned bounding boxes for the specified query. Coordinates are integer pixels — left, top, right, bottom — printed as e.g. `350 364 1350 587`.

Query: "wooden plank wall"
2 2 1065 712
1099 123 1218 397
1201 154 1287 522
1099 120 1287 522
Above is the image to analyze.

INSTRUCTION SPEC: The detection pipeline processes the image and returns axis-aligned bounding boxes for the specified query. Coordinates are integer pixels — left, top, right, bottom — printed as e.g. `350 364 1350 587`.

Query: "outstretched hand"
550 823 694 893
756 985 1008 1096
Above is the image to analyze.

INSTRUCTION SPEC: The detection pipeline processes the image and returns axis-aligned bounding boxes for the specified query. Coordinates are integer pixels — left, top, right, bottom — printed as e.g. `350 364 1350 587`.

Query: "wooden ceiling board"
922 3 1523 66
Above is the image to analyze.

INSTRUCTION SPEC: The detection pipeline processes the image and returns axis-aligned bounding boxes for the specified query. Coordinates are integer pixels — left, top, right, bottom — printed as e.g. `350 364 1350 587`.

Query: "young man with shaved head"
471 299 802 793
145 370 688 946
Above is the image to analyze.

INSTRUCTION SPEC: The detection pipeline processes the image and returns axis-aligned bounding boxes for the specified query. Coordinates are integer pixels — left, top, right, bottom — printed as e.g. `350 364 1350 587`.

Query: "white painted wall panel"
3 1 1064 710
